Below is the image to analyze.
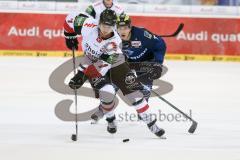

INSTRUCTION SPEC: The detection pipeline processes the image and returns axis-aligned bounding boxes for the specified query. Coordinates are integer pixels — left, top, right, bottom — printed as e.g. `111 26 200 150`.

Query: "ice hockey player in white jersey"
84 0 124 98
85 0 124 22
64 9 165 137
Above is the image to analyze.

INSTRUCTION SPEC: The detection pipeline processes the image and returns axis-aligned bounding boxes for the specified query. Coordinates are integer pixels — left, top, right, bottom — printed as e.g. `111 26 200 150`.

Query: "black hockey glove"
68 71 86 89
64 31 78 50
148 63 162 80
129 62 163 80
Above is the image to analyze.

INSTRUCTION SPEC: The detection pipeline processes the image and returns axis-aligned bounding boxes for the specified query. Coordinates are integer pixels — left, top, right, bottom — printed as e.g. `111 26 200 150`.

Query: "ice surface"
0 57 240 160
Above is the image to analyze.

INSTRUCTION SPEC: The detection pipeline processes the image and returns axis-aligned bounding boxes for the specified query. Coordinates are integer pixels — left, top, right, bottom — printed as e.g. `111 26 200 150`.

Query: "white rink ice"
0 57 240 160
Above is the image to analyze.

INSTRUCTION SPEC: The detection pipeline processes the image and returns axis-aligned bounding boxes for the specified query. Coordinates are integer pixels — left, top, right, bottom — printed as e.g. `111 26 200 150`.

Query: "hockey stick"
151 90 197 134
71 47 78 141
159 23 184 37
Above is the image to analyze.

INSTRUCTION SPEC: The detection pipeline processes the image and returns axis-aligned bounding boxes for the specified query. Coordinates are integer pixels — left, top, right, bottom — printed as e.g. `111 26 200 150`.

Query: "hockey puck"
122 139 130 143
71 134 77 141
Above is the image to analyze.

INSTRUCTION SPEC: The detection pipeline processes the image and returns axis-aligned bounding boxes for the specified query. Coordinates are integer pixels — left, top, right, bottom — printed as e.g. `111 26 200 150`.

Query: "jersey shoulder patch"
134 27 153 40
144 30 153 39
85 5 96 18
74 15 87 26
74 15 88 34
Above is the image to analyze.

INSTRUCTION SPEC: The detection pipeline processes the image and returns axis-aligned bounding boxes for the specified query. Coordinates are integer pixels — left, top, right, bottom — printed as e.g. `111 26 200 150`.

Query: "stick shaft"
151 90 195 122
72 48 78 136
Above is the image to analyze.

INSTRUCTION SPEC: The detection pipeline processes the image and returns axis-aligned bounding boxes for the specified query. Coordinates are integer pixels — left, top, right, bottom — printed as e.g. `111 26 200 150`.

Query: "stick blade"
172 23 184 36
178 23 184 30
188 121 198 134
160 23 184 37
71 134 77 141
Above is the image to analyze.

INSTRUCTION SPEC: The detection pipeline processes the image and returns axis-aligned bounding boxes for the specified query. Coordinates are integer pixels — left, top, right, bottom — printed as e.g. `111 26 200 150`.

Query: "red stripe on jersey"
137 104 149 113
84 23 97 28
64 20 74 33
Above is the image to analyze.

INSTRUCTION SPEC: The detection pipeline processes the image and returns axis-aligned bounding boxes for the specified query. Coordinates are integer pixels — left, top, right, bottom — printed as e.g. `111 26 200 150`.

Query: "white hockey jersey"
81 18 123 61
64 13 123 58
85 0 124 22
64 15 123 76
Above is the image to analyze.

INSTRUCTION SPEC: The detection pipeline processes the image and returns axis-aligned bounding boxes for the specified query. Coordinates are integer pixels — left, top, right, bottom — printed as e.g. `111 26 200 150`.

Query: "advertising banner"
0 12 240 61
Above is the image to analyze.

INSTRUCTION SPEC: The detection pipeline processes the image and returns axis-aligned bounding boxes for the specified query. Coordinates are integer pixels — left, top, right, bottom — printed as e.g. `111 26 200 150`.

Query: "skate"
90 107 104 124
106 115 117 134
147 119 165 137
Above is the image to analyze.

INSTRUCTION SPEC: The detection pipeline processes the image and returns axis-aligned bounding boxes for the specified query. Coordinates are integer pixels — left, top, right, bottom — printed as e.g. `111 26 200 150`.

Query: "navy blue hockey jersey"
122 26 166 64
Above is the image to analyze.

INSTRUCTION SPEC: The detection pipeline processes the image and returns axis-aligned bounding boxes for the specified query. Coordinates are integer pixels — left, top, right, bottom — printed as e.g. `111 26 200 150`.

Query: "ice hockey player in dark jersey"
116 13 166 101
64 9 165 137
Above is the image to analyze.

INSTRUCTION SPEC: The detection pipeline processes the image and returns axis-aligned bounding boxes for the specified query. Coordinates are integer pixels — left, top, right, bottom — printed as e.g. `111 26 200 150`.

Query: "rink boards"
0 12 240 62
0 50 240 62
